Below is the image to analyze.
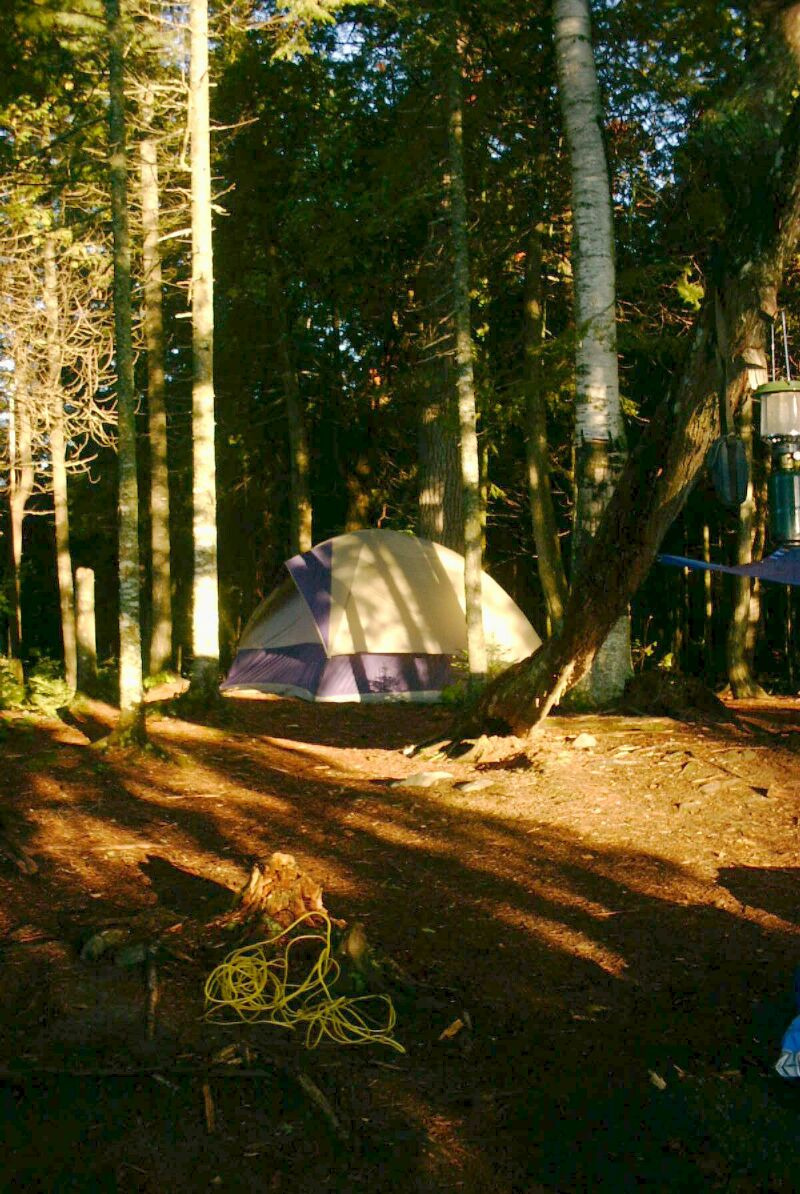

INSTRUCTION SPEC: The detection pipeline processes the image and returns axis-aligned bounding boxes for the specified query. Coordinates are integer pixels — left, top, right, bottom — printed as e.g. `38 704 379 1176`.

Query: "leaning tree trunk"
554 0 631 703
447 21 486 681
189 0 221 696
106 0 145 736
140 87 173 676
43 234 78 692
470 81 800 736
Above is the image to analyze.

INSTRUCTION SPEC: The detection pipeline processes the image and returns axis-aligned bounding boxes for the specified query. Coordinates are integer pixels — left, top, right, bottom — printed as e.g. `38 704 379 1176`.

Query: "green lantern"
755 380 800 545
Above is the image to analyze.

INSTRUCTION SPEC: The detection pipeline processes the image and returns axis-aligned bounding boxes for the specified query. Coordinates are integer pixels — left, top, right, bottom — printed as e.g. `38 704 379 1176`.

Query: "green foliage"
0 659 27 710
676 263 705 310
26 655 72 713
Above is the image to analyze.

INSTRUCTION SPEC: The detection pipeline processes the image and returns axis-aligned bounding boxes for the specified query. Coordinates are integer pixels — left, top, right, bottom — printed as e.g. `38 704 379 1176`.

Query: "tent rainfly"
222 529 541 702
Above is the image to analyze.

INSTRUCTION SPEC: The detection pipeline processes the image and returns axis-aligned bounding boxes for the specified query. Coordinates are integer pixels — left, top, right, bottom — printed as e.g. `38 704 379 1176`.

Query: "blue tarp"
658 546 800 586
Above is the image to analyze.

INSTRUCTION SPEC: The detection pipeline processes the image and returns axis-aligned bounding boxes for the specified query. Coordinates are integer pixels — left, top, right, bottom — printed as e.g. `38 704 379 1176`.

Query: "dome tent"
222 529 541 703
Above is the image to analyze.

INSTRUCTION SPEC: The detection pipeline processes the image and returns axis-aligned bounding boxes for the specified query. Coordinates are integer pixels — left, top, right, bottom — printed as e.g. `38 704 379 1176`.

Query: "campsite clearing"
0 693 799 1191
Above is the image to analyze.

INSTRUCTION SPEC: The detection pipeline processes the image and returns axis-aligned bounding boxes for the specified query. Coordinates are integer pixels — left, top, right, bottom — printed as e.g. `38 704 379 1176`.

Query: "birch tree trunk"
140 87 173 675
106 0 145 735
447 22 486 681
553 0 631 703
189 0 221 695
43 234 77 692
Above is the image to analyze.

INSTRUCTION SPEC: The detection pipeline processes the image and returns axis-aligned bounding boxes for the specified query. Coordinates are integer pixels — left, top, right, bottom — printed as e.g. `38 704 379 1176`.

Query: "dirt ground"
1 689 799 1192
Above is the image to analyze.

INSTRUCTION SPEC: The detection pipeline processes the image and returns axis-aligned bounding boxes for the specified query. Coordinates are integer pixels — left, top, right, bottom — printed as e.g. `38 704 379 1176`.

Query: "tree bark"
418 385 463 549
469 82 800 737
447 22 486 680
106 0 145 736
43 235 77 692
727 387 768 696
6 383 33 683
264 241 312 554
523 216 568 633
139 87 173 676
75 567 98 694
189 0 221 696
553 0 631 703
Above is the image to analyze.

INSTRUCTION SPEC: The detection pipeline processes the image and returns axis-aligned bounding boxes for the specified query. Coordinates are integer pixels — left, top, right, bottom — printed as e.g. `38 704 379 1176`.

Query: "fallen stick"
202 1081 216 1133
293 1070 348 1144
145 952 159 1041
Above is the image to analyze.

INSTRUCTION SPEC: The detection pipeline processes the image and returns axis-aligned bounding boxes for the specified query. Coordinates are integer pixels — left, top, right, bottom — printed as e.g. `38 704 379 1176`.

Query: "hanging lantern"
755 380 800 545
757 380 800 442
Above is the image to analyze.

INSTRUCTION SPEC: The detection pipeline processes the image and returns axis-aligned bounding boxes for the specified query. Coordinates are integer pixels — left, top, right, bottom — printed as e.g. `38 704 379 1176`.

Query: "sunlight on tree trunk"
6 385 33 683
447 21 486 682
106 0 144 735
727 385 767 697
44 235 77 692
140 86 173 676
76 566 98 694
189 0 221 695
554 0 631 704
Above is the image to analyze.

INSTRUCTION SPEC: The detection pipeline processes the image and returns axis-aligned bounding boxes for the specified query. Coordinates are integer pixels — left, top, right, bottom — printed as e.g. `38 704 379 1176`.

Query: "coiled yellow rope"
204 910 405 1053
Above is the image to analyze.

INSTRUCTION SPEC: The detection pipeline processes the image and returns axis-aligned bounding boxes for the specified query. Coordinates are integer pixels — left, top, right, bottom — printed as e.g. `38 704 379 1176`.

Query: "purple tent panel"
221 644 453 701
658 546 800 586
285 540 335 649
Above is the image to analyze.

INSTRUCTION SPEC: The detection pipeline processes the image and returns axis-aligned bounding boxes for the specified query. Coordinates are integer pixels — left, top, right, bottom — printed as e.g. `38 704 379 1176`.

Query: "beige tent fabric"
324 531 540 662
238 580 320 651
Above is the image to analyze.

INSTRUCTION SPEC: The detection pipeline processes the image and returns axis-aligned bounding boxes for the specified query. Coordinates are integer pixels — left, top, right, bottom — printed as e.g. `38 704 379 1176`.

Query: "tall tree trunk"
6 384 33 683
447 22 486 681
727 386 768 696
189 0 220 694
523 216 568 632
468 77 800 737
106 0 145 735
43 235 77 692
264 242 312 553
418 384 463 549
553 0 631 703
139 86 173 675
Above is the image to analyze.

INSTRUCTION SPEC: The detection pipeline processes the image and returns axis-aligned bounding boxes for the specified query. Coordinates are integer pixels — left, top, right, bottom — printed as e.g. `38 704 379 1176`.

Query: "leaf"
438 1018 465 1041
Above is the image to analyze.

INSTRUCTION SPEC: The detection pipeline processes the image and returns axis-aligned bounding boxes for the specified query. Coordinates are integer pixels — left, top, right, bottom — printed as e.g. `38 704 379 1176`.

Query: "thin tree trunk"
189 0 220 694
43 235 77 692
447 22 486 681
523 217 568 633
139 87 173 675
6 385 33 683
106 0 145 735
702 522 713 672
344 454 372 531
554 0 631 703
76 567 98 694
264 242 312 553
727 386 768 696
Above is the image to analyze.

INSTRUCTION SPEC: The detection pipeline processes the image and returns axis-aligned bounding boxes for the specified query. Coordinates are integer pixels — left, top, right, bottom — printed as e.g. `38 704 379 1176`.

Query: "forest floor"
0 688 799 1192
